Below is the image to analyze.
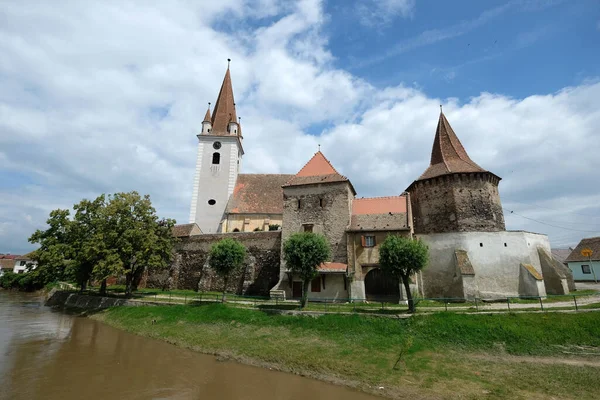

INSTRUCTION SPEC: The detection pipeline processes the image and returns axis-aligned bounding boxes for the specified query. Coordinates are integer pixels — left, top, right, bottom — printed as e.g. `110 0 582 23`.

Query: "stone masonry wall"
146 231 281 296
282 182 353 264
410 172 505 234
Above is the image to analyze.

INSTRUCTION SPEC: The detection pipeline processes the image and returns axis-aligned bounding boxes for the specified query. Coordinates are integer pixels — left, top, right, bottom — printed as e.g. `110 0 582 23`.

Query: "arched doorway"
364 268 400 303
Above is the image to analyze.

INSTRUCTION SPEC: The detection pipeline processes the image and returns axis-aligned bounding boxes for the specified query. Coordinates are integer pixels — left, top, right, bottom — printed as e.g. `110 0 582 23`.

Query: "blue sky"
326 0 600 98
1 0 600 254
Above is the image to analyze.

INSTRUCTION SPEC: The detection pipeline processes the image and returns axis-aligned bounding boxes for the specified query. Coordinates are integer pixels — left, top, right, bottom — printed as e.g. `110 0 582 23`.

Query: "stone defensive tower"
281 151 355 264
189 62 244 233
407 111 505 234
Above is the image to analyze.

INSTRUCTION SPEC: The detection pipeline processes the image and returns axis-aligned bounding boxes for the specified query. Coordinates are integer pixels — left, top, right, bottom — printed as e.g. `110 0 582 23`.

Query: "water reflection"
0 292 378 400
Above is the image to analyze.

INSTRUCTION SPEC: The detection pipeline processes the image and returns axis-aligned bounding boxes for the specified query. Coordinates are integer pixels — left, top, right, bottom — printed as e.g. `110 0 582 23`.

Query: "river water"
0 291 379 400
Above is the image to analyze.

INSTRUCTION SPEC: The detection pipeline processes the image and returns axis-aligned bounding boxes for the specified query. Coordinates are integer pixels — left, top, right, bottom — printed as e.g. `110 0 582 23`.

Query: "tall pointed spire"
203 102 211 123
210 60 237 134
417 111 486 180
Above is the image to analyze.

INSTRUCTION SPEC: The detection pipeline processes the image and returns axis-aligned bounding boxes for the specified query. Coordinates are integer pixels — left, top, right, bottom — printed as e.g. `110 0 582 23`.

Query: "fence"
75 286 600 315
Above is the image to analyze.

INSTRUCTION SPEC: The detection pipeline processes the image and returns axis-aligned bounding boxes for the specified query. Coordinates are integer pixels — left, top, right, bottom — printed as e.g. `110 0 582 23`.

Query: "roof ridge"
320 151 341 175
239 173 295 176
356 195 406 200
437 113 452 174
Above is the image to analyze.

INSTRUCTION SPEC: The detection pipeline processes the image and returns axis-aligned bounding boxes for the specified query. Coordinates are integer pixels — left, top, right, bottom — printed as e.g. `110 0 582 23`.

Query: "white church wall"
418 231 551 299
191 135 241 233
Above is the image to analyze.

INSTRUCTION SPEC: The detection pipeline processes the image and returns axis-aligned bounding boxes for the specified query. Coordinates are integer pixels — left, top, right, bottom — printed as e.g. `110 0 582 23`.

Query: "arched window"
212 152 220 164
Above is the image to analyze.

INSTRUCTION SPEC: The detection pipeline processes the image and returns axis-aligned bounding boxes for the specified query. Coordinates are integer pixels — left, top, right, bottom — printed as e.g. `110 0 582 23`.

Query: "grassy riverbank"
94 304 600 400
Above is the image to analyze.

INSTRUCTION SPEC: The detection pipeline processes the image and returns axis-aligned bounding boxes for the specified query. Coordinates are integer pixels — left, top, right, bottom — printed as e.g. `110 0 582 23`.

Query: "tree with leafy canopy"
101 192 176 297
71 195 113 293
208 238 247 301
29 209 76 287
378 235 428 313
30 191 176 297
283 232 330 308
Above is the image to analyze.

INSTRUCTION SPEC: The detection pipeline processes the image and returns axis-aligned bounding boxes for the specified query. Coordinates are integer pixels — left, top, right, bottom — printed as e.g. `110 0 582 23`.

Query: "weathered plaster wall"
224 213 283 233
538 248 574 294
418 231 550 299
347 231 411 280
409 173 505 234
146 231 281 296
518 263 545 297
289 274 348 300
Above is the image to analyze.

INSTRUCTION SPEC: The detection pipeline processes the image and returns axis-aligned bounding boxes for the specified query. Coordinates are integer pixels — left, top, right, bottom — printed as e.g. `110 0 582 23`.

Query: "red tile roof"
417 112 489 181
352 196 407 215
296 151 340 177
565 237 600 262
172 223 202 237
283 151 355 193
0 258 16 270
318 262 347 273
226 174 294 214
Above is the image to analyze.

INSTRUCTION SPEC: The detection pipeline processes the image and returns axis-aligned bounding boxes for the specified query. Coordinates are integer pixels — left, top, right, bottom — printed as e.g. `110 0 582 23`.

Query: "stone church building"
163 65 573 301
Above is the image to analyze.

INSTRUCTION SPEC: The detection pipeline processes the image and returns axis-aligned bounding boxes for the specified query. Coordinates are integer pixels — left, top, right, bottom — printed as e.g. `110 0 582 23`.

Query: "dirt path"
469 352 600 367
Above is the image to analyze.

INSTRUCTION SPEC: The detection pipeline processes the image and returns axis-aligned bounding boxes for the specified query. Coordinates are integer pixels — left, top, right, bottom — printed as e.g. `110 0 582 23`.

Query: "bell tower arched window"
212 152 220 165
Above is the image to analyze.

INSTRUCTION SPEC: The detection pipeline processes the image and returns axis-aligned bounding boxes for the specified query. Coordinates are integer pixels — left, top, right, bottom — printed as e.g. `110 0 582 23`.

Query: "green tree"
29 191 176 297
71 195 111 293
378 235 428 313
283 232 330 308
209 238 247 301
102 192 176 297
29 209 75 286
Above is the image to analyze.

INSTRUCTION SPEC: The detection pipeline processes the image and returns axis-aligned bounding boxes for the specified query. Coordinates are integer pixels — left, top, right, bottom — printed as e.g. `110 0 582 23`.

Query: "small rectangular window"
297 199 302 209
20 261 26 266
303 224 313 233
582 265 592 274
311 277 321 292
319 198 324 207
362 235 375 247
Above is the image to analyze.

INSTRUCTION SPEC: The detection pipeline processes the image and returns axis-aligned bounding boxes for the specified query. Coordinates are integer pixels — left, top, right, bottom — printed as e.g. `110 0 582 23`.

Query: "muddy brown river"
0 291 379 400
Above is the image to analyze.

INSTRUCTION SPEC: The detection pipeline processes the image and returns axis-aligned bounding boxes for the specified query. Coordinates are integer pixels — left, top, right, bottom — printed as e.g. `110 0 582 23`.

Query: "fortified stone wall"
418 231 551 299
410 173 505 234
146 231 281 296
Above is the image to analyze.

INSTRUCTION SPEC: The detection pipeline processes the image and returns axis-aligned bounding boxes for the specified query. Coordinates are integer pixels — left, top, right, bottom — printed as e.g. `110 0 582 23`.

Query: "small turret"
201 103 212 134
228 108 238 135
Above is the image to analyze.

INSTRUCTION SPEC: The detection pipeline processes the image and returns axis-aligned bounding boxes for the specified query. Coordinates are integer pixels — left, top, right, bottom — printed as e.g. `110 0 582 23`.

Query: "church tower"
189 62 243 233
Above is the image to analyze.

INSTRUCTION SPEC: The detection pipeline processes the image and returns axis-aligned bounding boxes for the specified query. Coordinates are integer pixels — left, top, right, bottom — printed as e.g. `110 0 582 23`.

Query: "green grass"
94 304 600 400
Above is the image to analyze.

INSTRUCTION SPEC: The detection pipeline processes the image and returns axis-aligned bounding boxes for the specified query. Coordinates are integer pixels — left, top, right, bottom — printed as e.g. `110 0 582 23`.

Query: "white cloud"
356 0 416 27
0 0 599 255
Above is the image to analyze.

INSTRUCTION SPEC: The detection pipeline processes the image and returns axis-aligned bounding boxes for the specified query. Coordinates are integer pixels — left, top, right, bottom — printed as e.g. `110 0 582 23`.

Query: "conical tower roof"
203 105 211 123
283 151 355 193
417 112 488 180
210 67 237 135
